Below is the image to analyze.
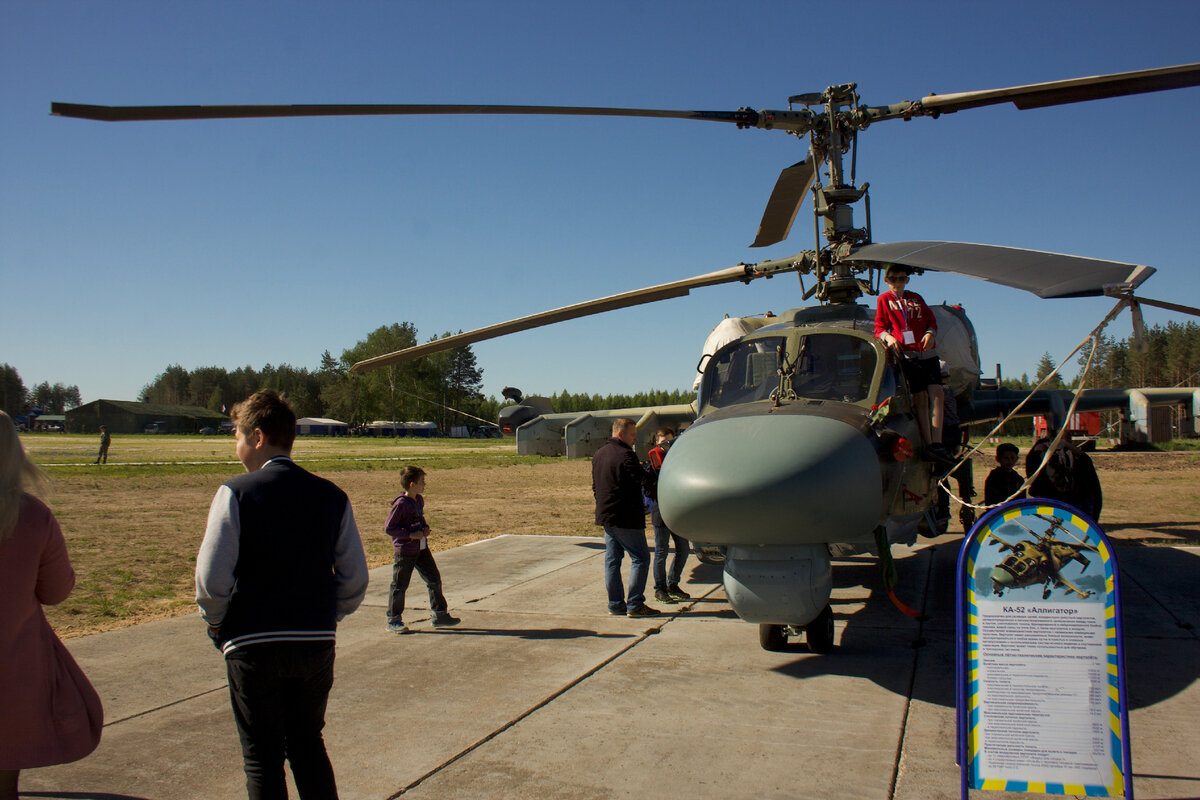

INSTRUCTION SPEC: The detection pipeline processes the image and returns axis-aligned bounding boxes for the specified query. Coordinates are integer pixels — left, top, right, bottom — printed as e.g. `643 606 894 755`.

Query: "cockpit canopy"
700 330 892 411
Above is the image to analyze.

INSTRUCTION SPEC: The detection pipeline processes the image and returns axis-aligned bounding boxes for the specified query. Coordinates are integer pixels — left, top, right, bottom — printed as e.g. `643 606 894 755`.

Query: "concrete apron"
21 536 1200 800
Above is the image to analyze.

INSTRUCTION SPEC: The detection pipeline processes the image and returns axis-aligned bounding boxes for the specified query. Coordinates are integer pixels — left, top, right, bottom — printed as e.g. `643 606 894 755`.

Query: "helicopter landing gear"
759 623 787 652
806 604 835 654
757 604 835 653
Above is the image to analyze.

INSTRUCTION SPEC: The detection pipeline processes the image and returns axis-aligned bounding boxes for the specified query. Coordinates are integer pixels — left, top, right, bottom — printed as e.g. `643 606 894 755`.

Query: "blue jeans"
603 526 650 611
652 521 690 591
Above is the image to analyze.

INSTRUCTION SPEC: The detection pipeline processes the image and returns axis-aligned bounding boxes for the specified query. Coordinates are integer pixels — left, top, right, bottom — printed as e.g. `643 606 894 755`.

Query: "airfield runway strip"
21 535 1200 800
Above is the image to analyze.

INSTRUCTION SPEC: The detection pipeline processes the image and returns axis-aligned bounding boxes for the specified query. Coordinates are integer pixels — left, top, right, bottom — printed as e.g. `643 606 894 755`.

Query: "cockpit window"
789 333 878 404
702 337 787 408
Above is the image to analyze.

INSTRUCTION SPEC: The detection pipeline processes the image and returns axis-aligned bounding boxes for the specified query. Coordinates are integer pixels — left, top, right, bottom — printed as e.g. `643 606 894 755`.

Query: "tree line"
10 320 1192 429
0 365 81 417
991 320 1200 437
136 323 695 428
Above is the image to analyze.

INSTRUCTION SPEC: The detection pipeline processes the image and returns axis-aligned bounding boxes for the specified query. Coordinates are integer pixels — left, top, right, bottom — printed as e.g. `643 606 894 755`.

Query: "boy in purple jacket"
384 466 460 634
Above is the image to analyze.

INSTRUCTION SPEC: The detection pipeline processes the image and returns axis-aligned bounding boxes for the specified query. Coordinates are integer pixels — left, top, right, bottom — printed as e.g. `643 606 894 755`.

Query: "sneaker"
609 605 628 616
626 604 662 618
667 584 691 600
431 614 460 627
654 588 676 604
385 621 410 634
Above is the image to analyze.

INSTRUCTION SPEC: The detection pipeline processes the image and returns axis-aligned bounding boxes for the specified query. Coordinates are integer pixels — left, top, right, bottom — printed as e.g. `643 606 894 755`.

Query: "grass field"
18 432 1200 639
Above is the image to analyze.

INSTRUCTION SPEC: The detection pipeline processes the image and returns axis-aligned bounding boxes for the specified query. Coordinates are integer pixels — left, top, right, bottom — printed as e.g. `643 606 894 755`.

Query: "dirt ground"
36 448 1199 638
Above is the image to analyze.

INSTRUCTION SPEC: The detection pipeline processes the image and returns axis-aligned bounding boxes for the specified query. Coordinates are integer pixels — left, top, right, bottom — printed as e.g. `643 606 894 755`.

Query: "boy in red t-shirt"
874 264 950 463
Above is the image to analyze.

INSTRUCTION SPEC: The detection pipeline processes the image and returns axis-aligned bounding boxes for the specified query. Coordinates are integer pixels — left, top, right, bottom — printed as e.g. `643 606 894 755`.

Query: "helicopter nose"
658 413 882 546
989 566 1015 591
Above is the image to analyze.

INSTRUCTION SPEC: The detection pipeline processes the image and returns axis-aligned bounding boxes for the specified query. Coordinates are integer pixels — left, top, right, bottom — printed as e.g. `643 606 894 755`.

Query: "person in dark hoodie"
383 465 460 634
196 390 368 800
592 417 661 618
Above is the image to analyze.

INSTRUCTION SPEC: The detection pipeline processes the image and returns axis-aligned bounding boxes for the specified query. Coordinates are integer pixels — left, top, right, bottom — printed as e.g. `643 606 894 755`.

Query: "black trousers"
386 548 448 623
225 641 338 800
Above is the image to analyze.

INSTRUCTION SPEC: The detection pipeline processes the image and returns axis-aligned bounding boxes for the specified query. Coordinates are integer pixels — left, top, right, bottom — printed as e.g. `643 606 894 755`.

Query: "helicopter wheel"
758 623 788 652
805 604 835 654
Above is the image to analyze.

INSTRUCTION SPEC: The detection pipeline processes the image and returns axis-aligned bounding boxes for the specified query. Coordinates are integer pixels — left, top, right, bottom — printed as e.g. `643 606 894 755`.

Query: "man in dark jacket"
196 390 368 799
592 417 660 618
1026 433 1103 520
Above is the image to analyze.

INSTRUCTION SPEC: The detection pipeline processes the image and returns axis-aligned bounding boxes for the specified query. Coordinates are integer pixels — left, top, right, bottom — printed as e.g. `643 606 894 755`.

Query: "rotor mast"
790 84 873 305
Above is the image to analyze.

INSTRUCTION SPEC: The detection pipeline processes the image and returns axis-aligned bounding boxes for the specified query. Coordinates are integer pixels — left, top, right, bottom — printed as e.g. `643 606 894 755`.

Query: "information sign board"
957 499 1132 798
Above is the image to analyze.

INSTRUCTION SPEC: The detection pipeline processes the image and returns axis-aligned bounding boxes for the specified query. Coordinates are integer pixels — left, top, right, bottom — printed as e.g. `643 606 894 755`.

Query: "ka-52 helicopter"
984 514 1099 600
52 62 1200 654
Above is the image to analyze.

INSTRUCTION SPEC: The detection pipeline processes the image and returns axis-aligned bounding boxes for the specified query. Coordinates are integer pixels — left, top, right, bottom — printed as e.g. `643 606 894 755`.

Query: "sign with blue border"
957 499 1132 799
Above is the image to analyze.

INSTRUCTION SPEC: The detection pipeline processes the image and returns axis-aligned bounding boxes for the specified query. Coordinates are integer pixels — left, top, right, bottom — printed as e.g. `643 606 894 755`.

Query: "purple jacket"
384 493 428 556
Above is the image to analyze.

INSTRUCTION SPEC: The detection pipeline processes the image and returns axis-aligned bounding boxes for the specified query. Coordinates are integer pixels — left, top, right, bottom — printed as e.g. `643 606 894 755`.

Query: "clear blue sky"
3 2 1198 407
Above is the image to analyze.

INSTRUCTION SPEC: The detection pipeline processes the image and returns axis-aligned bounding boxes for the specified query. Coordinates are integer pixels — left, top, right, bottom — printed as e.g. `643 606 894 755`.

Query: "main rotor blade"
51 101 760 126
843 241 1155 298
350 263 762 373
917 62 1200 115
751 154 817 248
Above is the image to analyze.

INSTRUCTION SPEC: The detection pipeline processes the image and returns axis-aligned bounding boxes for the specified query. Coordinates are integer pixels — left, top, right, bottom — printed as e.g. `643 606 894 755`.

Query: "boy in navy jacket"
196 390 368 799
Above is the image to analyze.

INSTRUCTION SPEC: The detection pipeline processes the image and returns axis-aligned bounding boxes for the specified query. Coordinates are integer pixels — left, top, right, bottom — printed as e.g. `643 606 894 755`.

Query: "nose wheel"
758 604 835 653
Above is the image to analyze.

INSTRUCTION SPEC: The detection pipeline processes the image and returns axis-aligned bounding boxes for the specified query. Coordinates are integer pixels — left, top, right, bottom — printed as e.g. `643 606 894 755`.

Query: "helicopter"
984 514 1099 600
51 62 1200 653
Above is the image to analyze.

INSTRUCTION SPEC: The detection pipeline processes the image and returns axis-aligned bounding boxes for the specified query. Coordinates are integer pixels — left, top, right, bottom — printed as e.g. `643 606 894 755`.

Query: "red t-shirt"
874 290 937 353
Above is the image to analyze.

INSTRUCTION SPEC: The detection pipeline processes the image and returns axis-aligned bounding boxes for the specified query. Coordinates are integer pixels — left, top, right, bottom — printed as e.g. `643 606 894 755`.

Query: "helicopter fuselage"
658 303 945 626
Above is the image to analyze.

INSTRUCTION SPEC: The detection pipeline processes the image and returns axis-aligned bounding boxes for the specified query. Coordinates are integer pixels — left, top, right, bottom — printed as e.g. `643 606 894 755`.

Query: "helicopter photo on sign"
971 511 1107 603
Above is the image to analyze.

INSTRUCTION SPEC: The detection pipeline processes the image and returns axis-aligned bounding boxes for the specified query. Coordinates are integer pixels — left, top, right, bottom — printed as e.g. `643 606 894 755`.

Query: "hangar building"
66 400 227 434
296 417 349 436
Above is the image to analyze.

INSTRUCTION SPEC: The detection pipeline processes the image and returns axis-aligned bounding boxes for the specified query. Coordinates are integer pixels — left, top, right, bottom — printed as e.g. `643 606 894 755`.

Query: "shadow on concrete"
1109 523 1200 545
767 544 1200 712
676 609 740 620
420 627 636 640
22 793 155 800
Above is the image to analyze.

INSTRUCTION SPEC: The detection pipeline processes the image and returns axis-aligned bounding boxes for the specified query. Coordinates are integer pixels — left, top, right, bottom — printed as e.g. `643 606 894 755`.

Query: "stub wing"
1054 573 1092 599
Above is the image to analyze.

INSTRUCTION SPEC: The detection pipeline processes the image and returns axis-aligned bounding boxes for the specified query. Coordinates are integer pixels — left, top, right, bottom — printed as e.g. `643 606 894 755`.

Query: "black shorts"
900 355 942 394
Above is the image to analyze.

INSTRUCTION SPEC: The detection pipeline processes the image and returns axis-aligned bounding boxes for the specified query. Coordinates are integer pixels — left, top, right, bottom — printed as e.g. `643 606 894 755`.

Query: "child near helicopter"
644 427 691 604
384 466 460 633
984 442 1027 507
874 264 951 464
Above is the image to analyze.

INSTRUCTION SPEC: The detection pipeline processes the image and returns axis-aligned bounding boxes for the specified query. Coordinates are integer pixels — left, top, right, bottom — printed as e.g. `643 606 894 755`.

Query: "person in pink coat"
0 412 103 800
